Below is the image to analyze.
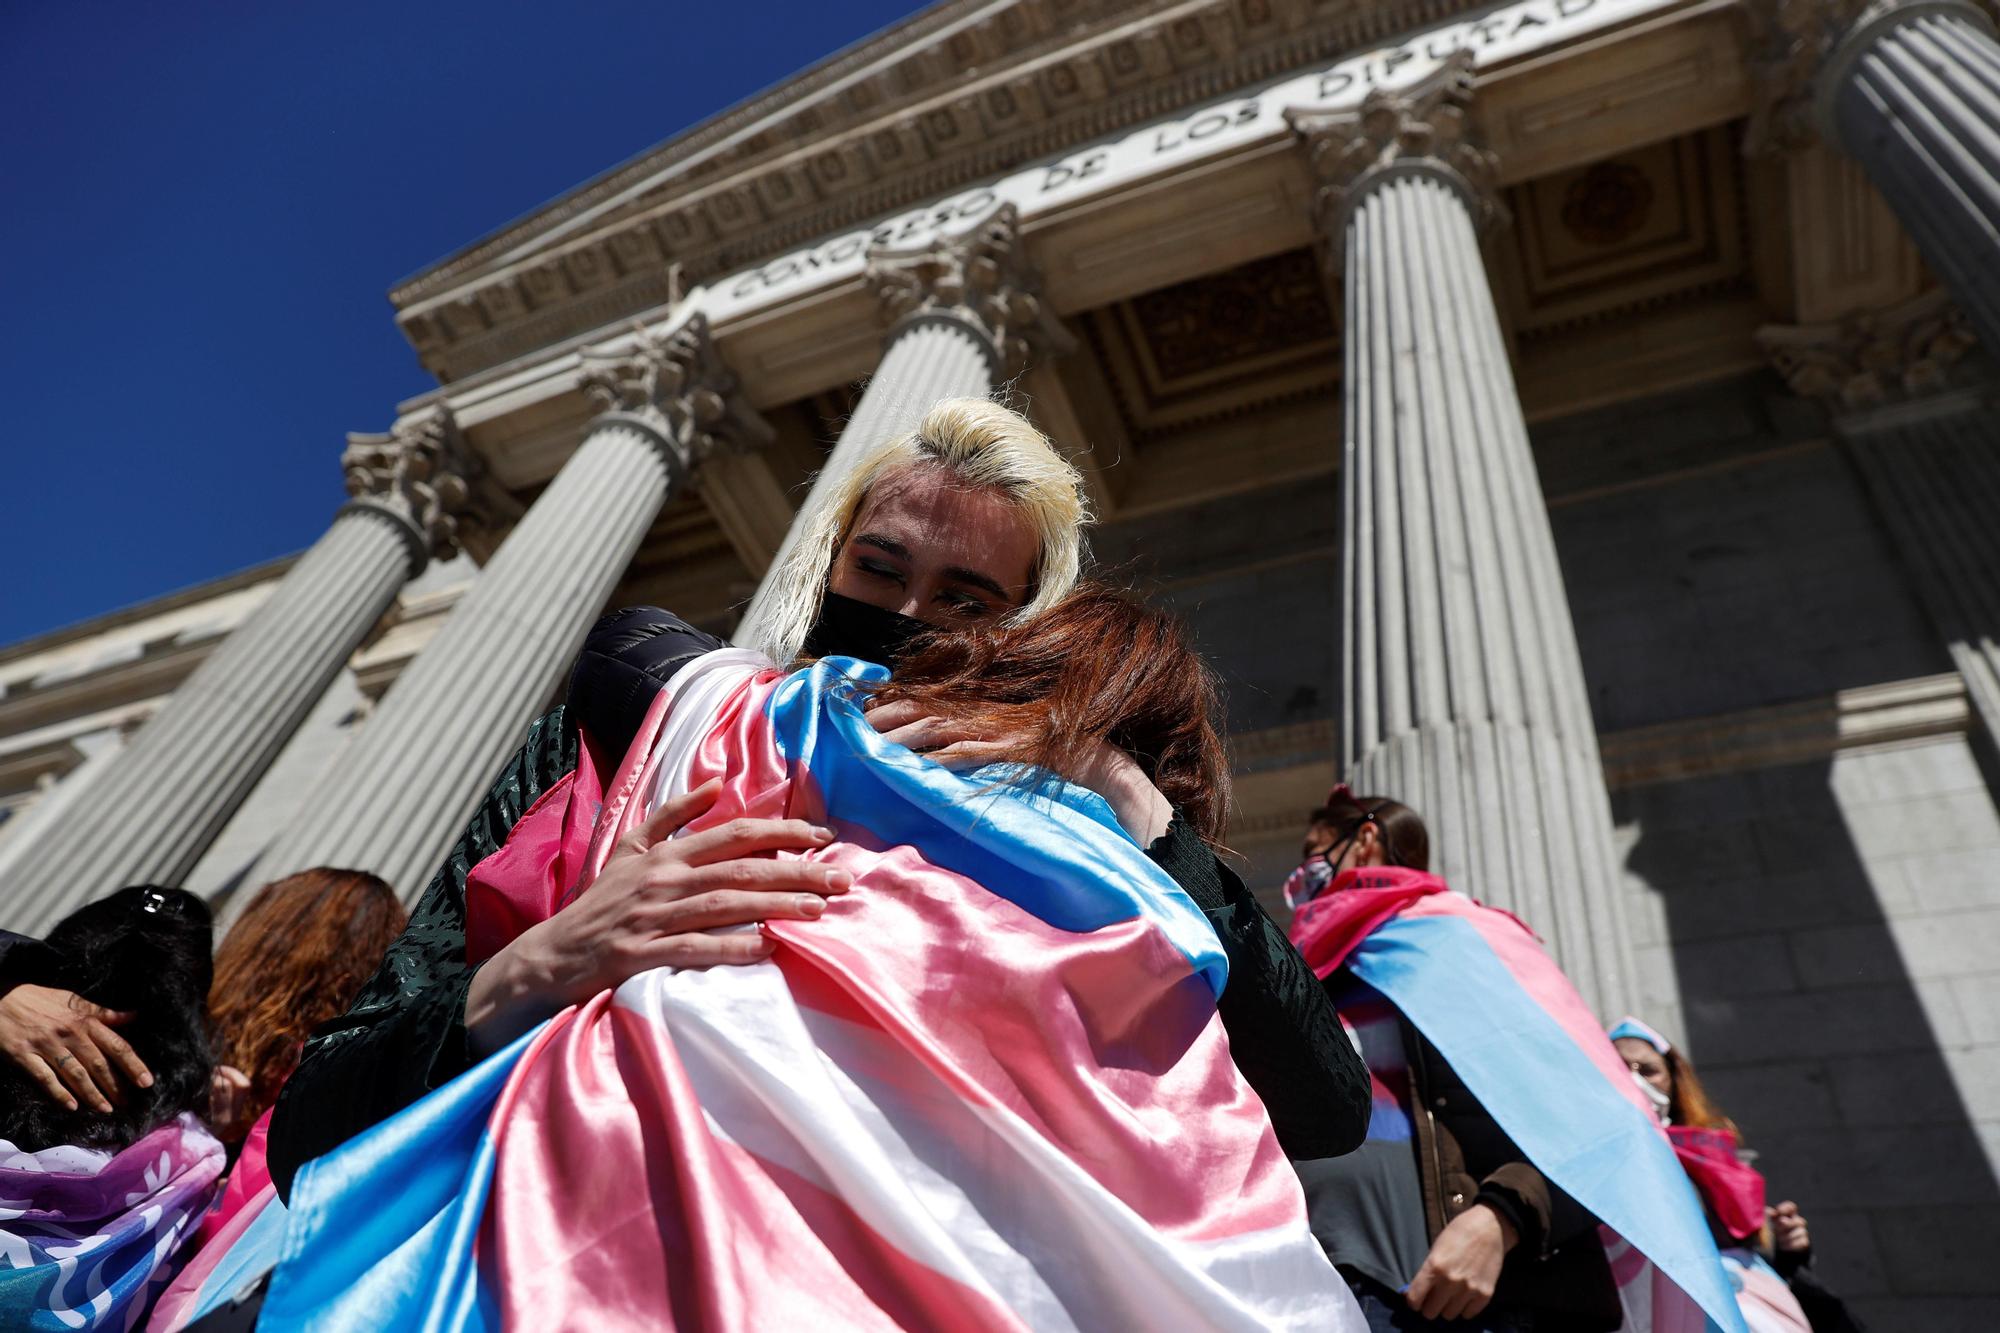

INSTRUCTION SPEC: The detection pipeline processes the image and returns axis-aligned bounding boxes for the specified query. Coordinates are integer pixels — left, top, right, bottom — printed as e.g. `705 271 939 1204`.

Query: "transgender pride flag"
259 651 1360 1331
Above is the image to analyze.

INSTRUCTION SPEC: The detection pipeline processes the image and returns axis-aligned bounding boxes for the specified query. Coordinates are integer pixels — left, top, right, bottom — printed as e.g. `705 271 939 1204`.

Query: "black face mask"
802 592 931 668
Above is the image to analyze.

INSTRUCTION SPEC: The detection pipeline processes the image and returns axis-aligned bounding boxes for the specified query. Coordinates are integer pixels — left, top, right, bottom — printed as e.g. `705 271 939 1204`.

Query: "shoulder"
565 607 728 763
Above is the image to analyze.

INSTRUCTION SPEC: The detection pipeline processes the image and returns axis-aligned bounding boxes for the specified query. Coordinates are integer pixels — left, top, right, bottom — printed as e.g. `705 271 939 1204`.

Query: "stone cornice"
1285 51 1500 253
1756 290 1978 412
393 0 1540 383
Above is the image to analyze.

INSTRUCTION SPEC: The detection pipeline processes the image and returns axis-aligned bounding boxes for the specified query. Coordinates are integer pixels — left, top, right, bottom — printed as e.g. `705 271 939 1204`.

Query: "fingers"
863 699 929 731
42 1044 114 1114
667 816 836 868
619 779 723 855
653 887 839 936
63 1038 121 1111
86 1018 153 1090
1406 1266 1438 1319
664 859 854 904
19 1052 78 1112
929 739 1011 770
642 927 779 971
879 716 981 753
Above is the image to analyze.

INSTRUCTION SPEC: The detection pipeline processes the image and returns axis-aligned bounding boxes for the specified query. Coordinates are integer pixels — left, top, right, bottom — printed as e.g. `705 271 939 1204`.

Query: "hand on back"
0 981 154 1113
465 779 849 1055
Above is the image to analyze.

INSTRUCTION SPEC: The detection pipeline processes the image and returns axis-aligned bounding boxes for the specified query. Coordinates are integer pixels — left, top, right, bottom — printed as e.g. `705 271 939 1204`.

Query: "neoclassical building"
3 0 1997 1321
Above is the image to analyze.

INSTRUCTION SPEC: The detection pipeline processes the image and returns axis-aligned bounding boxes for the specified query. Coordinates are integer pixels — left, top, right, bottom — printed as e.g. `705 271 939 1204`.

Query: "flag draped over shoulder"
0 1114 223 1333
1290 868 1748 1333
261 650 1361 1331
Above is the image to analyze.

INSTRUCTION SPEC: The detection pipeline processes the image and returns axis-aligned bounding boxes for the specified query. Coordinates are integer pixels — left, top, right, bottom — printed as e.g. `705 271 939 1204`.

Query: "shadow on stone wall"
1621 748 2000 1331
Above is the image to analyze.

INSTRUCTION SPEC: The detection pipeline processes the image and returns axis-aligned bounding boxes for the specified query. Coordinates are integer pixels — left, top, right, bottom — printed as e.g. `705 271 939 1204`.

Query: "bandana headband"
1608 1015 1672 1055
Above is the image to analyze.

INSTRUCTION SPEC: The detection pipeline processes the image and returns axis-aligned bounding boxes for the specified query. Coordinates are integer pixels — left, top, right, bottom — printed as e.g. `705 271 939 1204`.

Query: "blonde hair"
752 397 1090 666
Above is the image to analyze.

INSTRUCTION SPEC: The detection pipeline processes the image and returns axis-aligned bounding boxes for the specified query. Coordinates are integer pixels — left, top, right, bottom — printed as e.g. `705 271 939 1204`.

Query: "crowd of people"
0 398 1864 1331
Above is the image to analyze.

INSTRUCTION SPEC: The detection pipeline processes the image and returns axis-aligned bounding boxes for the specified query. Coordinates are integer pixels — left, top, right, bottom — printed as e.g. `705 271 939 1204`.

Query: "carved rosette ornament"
576 312 772 476
1285 52 1502 264
1757 290 1977 411
864 203 1074 380
341 406 504 572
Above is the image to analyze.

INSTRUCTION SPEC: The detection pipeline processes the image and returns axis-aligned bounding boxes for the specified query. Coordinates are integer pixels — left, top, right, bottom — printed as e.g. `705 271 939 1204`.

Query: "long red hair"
873 582 1232 844
207 867 406 1140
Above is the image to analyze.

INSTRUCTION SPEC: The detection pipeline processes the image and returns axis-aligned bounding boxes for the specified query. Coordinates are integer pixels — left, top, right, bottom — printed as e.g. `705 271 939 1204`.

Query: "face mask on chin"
1282 856 1337 912
802 592 932 669
1631 1069 1672 1125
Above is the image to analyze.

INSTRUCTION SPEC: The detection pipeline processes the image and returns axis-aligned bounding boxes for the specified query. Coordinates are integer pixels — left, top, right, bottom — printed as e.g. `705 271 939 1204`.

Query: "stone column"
1 412 487 935
1288 55 1634 1015
733 203 1070 653
1760 293 2000 746
259 314 769 899
1755 0 2000 352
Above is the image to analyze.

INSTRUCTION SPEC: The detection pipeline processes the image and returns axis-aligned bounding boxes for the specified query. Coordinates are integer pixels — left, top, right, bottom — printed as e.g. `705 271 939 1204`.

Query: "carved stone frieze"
576 313 774 468
392 0 1521 381
1285 53 1502 259
341 407 511 566
1757 290 1977 411
865 204 1073 378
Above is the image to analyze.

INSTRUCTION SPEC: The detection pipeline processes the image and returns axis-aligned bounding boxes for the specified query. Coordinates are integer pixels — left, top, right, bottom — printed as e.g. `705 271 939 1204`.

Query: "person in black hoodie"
270 397 1367 1196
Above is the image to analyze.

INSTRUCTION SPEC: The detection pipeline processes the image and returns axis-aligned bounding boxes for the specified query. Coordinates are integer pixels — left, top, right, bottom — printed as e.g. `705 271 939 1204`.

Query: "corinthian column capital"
1757 290 1978 411
577 312 773 483
1744 0 1996 154
341 405 507 573
1285 53 1501 258
864 203 1074 380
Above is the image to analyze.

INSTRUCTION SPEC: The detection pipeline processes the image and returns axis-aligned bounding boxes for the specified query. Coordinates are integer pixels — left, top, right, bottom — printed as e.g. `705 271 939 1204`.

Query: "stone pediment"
392 0 1545 384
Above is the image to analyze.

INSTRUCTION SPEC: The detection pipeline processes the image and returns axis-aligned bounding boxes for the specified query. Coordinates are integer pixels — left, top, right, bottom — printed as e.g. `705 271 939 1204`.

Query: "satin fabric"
481 652 1348 1329
268 649 1360 1331
1290 867 1747 1333
1668 1126 1768 1243
149 1108 284 1330
0 1114 224 1332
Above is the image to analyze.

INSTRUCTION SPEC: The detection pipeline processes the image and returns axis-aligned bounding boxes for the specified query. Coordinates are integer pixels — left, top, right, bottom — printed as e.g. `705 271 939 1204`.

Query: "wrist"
465 932 558 1056
1084 744 1173 844
1474 1201 1520 1253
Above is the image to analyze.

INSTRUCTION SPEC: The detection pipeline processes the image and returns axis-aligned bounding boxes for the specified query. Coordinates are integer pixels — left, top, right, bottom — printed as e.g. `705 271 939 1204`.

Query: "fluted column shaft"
734 318 996 648
2 505 416 934
1820 1 2000 351
259 418 677 896
1337 170 1633 1015
1844 395 2000 747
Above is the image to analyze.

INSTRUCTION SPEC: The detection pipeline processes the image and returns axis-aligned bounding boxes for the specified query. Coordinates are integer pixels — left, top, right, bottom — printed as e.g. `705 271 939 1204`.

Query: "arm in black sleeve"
1144 816 1370 1160
266 707 577 1201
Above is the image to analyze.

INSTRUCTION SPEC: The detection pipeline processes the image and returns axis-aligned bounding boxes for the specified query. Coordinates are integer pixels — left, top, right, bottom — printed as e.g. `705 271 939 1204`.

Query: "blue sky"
0 0 924 644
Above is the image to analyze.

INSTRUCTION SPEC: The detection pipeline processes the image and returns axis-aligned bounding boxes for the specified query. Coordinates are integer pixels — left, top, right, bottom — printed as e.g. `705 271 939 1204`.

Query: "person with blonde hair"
271 396 1364 1197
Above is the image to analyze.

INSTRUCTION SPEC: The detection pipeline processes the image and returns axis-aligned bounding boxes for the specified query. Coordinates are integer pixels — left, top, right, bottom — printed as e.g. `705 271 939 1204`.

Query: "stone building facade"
3 0 1997 1322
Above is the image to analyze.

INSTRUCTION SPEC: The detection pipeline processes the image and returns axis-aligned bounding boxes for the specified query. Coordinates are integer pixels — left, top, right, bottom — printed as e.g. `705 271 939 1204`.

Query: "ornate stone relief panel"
1498 125 1751 341
1083 246 1338 439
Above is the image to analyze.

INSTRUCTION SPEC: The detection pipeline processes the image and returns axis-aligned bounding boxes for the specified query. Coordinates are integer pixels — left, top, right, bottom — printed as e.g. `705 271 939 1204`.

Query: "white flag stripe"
616 963 1363 1331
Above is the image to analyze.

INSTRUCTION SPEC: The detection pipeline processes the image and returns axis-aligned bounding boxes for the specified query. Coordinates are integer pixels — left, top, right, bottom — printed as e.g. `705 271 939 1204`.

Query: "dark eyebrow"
853 533 910 559
940 565 1010 601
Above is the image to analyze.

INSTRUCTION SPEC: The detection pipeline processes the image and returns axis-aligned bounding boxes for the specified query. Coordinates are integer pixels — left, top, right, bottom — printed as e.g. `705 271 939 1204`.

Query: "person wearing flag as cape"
257 400 1368 1291
1284 787 1751 1333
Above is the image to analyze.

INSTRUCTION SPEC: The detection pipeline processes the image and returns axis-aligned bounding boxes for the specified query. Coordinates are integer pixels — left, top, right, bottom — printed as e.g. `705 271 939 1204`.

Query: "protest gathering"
7 0 2000 1328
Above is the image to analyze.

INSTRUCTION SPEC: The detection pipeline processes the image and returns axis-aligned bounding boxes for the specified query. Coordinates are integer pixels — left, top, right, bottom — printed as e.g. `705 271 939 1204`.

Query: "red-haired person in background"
147 869 407 1331
203 868 407 1220
1610 1018 1864 1333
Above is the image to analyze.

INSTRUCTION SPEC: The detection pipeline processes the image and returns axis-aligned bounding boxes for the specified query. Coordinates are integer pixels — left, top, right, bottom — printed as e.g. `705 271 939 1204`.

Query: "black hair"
0 885 214 1151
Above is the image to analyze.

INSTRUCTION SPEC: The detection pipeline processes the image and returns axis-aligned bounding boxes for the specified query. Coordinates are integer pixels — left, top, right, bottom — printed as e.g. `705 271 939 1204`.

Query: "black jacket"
270 608 1367 1197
